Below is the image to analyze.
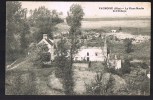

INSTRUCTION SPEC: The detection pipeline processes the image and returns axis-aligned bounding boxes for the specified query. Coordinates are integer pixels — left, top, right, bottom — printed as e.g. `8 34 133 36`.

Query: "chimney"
43 34 47 39
115 55 117 60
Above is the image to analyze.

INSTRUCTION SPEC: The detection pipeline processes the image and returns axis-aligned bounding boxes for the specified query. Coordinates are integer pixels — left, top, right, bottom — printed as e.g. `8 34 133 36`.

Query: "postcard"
6 1 150 95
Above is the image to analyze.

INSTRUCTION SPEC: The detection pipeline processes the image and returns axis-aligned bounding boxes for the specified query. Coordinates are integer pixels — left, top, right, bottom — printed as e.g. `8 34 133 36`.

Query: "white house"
74 39 108 62
111 30 117 33
38 34 55 61
74 47 106 61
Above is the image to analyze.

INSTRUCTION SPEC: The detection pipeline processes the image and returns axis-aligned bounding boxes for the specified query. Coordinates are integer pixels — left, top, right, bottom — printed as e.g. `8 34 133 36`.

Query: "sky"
21 2 151 18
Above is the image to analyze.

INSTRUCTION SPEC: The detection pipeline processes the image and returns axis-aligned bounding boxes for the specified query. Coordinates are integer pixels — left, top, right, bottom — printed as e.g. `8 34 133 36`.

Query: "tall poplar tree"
65 4 84 94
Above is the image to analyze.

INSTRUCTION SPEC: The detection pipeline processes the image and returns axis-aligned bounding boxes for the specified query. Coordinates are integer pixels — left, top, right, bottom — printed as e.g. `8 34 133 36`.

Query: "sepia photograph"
5 1 151 95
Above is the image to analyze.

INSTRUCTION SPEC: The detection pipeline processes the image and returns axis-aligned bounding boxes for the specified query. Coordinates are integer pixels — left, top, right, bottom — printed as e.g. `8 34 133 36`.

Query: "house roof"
45 38 54 45
38 38 54 47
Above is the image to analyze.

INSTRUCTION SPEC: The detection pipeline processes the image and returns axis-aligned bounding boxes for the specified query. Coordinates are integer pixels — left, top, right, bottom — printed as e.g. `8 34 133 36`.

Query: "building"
38 34 55 61
107 54 122 69
74 47 106 61
74 38 108 62
111 30 117 33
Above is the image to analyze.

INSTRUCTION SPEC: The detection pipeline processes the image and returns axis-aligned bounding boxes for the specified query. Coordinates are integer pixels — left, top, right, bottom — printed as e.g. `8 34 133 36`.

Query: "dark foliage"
28 6 63 42
6 1 30 62
54 38 74 95
121 59 131 74
124 38 133 53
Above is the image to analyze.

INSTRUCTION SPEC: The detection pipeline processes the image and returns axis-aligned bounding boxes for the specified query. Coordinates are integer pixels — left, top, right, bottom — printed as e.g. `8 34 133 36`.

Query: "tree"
28 6 63 42
65 4 84 95
6 1 30 62
124 38 133 53
54 37 72 94
119 27 122 32
20 21 30 54
20 9 30 54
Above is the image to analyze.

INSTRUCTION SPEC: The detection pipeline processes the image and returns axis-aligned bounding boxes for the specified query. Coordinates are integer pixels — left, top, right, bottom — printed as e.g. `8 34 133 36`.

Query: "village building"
74 38 108 62
107 54 122 69
38 34 55 61
111 30 117 33
74 47 106 61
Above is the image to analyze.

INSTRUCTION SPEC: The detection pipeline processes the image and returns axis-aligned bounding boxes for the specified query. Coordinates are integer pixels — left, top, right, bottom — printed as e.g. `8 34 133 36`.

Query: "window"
95 52 98 56
87 52 89 56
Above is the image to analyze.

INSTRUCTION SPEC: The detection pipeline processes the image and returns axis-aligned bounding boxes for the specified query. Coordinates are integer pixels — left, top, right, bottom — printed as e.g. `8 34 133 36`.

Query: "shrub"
28 43 49 67
85 72 103 95
85 72 115 95
124 38 133 53
121 59 131 74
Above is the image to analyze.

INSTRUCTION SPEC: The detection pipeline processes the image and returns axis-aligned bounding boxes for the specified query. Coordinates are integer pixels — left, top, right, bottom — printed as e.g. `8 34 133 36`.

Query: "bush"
85 72 103 95
125 72 150 95
121 59 131 74
140 62 148 69
28 43 49 67
124 38 133 53
85 72 115 95
42 52 51 62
